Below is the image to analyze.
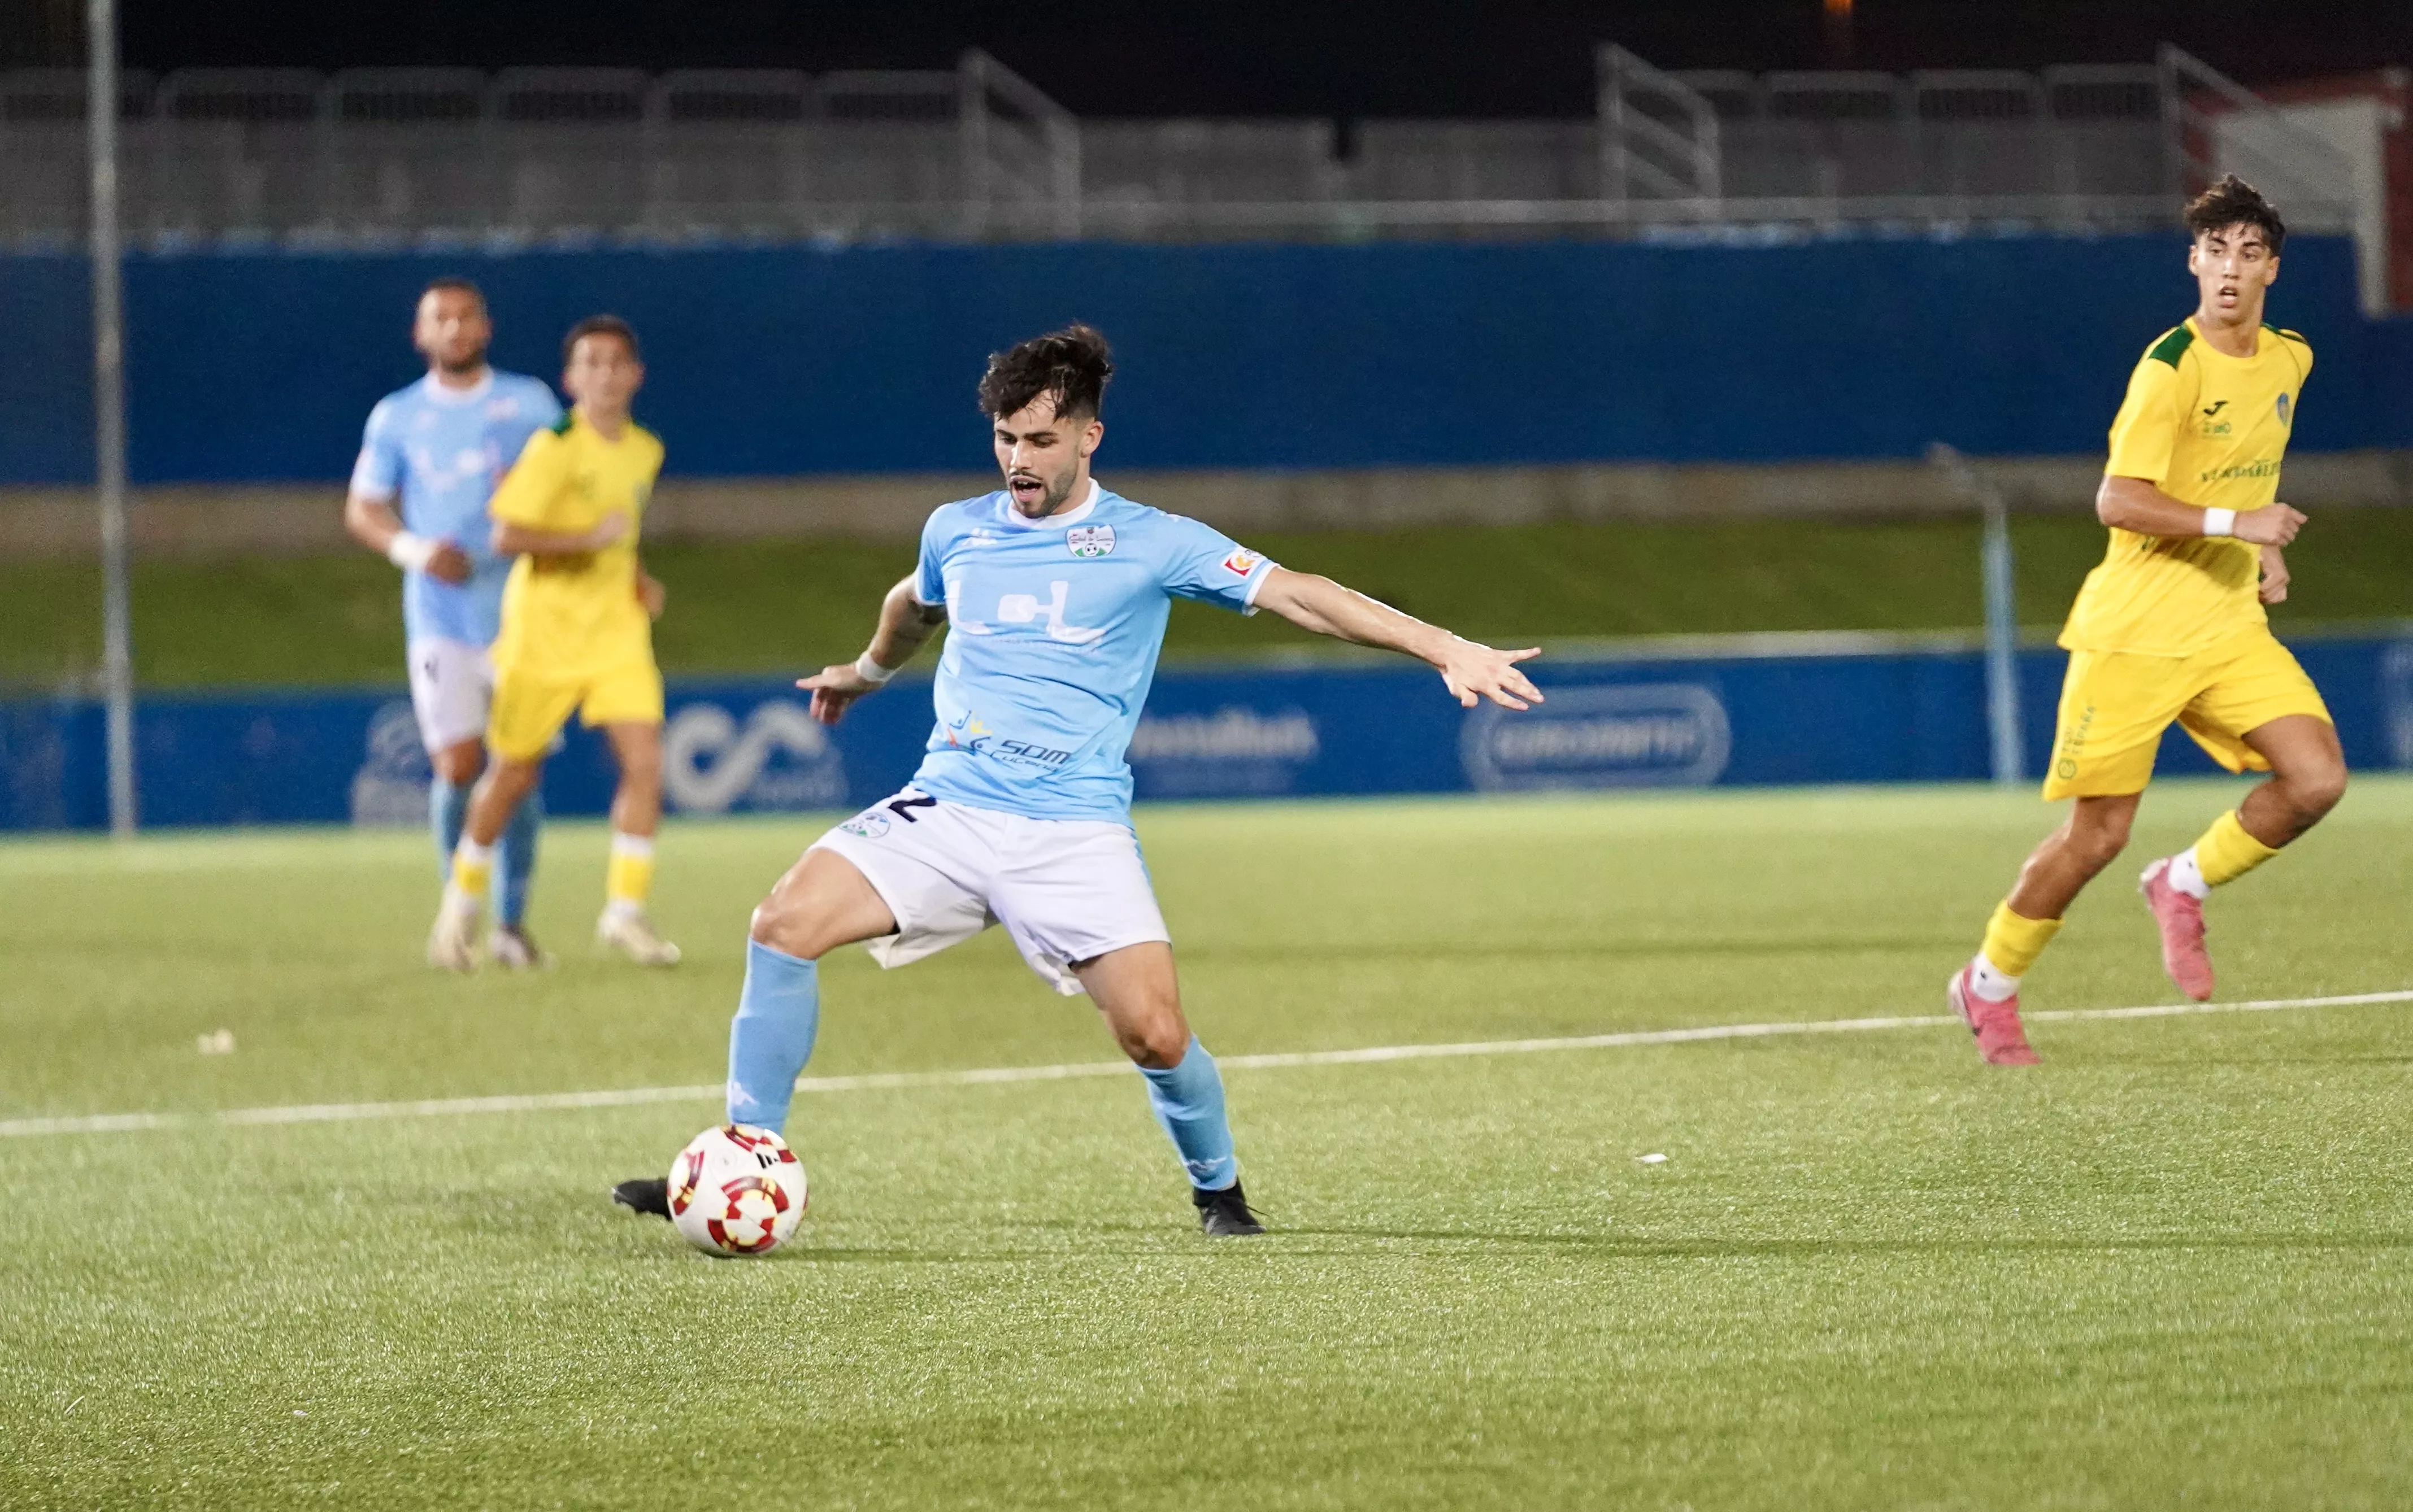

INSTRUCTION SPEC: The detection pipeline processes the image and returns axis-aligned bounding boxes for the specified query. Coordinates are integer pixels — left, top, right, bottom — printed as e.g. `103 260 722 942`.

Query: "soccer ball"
667 1124 808 1257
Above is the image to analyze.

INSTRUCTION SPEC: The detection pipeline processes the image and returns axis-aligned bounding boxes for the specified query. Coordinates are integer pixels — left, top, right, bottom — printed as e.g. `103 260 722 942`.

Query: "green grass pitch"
5 781 2413 1509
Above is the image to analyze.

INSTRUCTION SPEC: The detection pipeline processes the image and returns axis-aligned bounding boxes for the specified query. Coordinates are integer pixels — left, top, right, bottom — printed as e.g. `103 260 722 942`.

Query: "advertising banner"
2 635 2407 832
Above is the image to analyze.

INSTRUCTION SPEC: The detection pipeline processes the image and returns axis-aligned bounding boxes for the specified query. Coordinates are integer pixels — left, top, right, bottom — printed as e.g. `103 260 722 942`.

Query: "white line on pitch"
5 988 2408 1141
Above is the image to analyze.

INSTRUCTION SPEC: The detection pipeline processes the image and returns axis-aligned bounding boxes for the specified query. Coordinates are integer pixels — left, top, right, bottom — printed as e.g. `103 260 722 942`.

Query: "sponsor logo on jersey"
941 712 993 751
1220 547 1264 578
1067 524 1116 559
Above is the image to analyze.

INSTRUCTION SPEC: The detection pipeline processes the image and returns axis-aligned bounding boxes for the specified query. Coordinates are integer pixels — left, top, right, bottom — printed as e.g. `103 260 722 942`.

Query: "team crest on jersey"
1068 525 1116 559
2276 392 2292 426
1221 547 1264 577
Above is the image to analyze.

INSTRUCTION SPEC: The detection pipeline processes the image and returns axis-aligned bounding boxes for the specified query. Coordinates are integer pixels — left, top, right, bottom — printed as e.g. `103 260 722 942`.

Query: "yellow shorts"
2044 630 2331 800
487 655 664 762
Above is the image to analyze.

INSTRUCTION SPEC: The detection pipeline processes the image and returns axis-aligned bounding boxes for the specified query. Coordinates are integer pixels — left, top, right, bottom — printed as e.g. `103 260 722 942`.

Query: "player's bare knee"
2287 763 2347 822
431 743 483 786
617 747 663 787
746 896 827 961
2057 821 2127 875
1119 1016 1188 1070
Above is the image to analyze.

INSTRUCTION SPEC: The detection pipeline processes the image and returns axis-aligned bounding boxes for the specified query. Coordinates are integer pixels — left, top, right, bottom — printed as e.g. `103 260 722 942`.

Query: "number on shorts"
885 795 938 823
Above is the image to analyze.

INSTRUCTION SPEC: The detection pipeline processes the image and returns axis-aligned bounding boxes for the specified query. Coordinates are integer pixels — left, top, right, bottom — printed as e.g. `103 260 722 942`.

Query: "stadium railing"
0 46 2363 253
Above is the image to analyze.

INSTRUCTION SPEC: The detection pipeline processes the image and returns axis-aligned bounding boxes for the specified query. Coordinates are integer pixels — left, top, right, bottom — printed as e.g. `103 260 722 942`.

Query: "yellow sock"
450 838 493 903
2193 809 2280 888
605 832 655 909
1978 900 2062 979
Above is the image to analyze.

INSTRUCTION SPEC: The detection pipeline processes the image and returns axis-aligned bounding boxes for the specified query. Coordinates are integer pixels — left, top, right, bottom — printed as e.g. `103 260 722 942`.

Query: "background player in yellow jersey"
1949 176 2347 1065
428 316 682 970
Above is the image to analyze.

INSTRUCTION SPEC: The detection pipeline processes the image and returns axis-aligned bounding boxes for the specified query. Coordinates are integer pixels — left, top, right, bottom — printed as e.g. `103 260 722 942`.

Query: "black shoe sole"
612 1177 672 1219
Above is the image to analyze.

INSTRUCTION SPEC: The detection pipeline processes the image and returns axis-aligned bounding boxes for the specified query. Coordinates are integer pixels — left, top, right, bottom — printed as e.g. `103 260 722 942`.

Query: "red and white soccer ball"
667 1124 808 1257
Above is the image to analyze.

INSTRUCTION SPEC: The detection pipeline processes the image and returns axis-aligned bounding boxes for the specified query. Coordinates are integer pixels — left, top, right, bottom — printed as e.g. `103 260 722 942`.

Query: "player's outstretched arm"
1251 567 1542 711
797 574 950 726
2097 476 2304 546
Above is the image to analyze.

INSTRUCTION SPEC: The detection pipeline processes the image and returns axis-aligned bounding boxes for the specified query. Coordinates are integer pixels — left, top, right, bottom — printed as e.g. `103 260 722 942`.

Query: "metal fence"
0 45 2360 249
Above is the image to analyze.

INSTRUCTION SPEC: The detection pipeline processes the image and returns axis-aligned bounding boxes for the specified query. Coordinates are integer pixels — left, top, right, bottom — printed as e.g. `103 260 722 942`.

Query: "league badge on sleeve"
1068 525 1116 559
1221 547 1264 577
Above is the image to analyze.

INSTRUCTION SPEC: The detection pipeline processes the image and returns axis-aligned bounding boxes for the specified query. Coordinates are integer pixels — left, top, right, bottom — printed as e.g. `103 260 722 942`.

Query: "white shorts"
406 636 494 753
808 789 1171 996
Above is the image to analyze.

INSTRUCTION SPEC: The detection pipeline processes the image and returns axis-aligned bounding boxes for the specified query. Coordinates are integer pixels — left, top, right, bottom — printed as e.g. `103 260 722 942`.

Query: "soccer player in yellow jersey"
1949 176 2347 1065
427 316 682 970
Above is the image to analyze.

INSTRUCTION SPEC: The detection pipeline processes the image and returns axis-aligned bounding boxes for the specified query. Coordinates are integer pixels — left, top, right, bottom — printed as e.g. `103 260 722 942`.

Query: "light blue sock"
1138 1037 1237 1192
495 787 542 927
725 940 820 1134
431 777 470 881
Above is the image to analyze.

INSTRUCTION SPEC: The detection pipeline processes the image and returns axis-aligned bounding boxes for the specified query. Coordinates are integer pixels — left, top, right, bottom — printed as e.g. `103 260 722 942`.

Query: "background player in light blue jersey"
344 278 562 968
614 324 1540 1238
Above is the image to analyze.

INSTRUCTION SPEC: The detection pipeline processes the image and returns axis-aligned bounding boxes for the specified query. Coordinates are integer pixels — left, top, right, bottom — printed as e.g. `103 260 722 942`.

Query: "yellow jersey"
2060 317 2311 657
487 410 664 678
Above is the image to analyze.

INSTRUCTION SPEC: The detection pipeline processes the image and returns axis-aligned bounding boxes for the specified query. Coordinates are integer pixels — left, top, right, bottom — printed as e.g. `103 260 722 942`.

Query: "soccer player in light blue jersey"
614 324 1541 1238
344 279 563 968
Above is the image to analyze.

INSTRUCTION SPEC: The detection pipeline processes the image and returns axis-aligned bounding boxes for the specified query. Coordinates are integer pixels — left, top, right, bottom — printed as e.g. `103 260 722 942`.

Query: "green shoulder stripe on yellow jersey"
549 411 575 436
2146 325 2194 368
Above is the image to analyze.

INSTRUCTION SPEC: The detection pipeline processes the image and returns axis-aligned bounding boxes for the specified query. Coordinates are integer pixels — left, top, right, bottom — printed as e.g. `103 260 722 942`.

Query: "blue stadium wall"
3 233 2410 485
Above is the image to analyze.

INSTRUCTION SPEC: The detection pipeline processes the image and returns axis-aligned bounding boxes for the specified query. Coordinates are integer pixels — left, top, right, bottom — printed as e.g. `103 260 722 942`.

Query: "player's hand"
585 513 631 552
798 662 880 726
2258 546 2290 605
2233 503 2305 547
424 539 473 585
1436 639 1544 711
636 571 667 620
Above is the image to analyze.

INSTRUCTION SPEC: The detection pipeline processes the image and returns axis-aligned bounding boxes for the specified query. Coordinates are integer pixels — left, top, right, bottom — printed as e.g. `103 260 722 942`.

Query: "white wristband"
853 652 897 685
2202 508 2237 538
385 532 440 572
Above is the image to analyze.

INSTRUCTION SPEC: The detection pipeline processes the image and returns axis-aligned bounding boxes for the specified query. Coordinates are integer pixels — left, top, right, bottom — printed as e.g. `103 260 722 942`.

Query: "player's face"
2188 224 2278 324
412 290 490 376
992 399 1103 518
563 334 644 415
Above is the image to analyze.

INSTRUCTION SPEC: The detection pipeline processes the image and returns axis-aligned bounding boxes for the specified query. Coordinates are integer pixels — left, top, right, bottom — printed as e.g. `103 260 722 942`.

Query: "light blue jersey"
350 369 562 646
910 482 1277 823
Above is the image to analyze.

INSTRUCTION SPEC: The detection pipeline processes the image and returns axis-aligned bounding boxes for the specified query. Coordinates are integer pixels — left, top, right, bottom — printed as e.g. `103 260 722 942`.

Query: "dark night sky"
67 2 2413 117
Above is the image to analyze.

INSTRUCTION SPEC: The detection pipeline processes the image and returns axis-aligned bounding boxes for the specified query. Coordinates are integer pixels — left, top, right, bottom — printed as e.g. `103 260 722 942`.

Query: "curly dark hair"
977 323 1113 422
2184 174 2285 255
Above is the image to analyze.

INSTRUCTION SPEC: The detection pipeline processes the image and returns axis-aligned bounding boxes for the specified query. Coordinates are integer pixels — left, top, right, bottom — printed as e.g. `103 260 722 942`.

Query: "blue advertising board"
4 635 2410 833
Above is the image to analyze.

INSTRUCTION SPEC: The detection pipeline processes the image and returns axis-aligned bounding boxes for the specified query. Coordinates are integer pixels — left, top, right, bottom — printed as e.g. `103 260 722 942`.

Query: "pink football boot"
1948 964 2040 1066
2138 858 2214 1002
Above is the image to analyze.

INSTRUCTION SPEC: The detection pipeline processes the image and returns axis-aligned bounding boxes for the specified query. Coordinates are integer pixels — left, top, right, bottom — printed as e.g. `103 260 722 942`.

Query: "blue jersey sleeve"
1156 513 1276 615
914 508 953 608
349 397 404 501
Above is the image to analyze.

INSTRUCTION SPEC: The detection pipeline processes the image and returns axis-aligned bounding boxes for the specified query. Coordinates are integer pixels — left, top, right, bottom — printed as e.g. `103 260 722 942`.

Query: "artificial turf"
6 508 2411 690
4 781 2413 1509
